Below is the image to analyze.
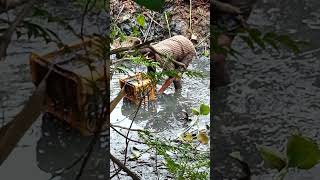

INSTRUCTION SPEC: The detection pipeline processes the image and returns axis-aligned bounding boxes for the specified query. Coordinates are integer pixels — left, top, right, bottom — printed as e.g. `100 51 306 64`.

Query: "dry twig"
0 0 38 60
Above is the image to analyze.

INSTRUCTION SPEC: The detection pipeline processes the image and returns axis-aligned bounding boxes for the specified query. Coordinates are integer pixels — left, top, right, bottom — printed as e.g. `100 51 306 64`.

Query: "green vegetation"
258 134 320 180
138 103 211 179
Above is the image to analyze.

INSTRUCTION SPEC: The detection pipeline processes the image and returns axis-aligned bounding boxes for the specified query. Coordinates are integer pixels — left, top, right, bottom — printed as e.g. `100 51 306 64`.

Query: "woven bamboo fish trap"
29 39 108 135
119 73 156 105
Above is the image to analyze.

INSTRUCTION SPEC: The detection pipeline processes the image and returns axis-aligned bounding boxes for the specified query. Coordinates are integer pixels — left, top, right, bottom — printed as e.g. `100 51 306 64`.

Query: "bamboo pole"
0 72 48 165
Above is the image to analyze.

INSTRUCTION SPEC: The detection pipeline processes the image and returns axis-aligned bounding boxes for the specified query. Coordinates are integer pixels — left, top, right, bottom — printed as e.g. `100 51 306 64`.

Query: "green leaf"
136 14 146 28
199 104 210 115
263 32 278 40
248 28 265 49
257 145 287 171
192 108 200 115
134 0 165 12
131 26 140 37
239 35 255 50
276 35 300 54
287 134 320 169
262 32 279 51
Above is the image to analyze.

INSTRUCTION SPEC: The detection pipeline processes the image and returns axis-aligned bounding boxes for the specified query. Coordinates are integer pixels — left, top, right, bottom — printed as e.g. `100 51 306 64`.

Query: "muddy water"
110 54 210 179
213 0 320 179
0 2 108 180
0 2 209 180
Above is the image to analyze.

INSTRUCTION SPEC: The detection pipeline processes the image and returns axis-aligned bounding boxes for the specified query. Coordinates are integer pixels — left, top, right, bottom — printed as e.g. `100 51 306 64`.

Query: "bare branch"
0 0 39 60
110 39 156 55
110 153 141 180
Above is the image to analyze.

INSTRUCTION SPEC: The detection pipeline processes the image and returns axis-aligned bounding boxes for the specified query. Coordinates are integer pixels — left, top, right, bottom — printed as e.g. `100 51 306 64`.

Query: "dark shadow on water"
37 114 108 180
120 91 190 131
212 0 320 179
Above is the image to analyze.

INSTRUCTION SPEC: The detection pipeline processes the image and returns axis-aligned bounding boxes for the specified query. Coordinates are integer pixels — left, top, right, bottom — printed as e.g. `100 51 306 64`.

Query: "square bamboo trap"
119 73 156 105
29 39 107 136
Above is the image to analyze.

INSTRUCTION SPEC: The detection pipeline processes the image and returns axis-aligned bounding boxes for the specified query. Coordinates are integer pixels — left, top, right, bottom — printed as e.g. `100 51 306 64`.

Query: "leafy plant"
258 134 320 180
136 103 210 179
139 131 209 179
212 24 307 58
136 14 146 28
192 103 210 116
238 28 305 54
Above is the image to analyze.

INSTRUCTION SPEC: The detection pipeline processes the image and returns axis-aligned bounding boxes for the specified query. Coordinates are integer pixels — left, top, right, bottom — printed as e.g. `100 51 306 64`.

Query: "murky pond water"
110 1 210 179
213 0 320 179
0 2 108 180
0 1 209 180
4 0 318 179
110 53 210 179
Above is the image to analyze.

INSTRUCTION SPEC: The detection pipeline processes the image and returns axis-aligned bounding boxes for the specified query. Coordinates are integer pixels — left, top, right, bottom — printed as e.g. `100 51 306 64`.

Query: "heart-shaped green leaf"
287 135 320 169
192 108 199 115
199 104 210 115
136 14 145 28
258 145 287 171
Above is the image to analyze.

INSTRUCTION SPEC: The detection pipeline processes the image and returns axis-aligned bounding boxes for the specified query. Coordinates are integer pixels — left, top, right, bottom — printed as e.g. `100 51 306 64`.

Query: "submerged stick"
110 153 141 180
110 87 125 113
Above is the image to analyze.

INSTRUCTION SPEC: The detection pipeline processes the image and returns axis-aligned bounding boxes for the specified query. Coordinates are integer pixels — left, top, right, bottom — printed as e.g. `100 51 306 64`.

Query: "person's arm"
158 77 175 94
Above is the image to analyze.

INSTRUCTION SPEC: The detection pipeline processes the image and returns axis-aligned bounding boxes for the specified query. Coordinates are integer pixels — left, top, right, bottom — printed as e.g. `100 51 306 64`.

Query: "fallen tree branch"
110 153 141 180
110 39 156 55
144 12 164 29
111 124 159 133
